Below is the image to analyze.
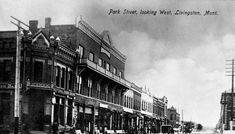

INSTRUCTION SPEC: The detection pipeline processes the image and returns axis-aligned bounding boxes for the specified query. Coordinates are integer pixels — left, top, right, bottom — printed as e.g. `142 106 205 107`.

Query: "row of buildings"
0 17 180 133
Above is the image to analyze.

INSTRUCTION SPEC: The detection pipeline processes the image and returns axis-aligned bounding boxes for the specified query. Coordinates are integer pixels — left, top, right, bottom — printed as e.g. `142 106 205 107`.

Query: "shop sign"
85 107 92 114
123 107 133 113
0 83 14 88
100 103 108 108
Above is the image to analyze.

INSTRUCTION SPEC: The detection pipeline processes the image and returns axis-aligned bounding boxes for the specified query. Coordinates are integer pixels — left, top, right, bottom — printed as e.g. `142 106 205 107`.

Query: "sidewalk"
223 130 235 134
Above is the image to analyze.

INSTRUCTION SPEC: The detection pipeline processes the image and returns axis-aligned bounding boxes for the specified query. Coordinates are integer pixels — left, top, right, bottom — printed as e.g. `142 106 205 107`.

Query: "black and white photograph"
0 0 234 134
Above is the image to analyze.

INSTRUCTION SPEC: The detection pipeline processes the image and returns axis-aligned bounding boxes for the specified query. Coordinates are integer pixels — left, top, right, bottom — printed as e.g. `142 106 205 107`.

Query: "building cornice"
77 20 127 63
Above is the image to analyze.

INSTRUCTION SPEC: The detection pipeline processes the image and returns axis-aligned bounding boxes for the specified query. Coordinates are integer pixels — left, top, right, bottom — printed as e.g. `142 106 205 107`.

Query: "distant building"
219 90 235 130
153 96 168 133
167 106 180 127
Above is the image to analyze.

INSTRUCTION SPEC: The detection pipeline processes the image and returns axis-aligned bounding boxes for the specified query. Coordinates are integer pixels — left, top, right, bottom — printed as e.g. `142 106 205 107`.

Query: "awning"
75 94 98 107
99 102 123 113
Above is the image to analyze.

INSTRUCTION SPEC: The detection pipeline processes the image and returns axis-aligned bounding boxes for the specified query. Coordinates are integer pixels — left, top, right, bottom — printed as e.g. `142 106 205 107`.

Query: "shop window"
0 93 10 125
67 99 73 126
89 52 94 62
54 97 65 125
34 60 44 82
59 98 65 125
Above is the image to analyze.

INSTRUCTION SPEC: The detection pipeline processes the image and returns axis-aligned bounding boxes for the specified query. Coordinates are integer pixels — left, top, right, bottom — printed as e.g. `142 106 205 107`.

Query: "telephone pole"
10 16 30 134
226 59 235 130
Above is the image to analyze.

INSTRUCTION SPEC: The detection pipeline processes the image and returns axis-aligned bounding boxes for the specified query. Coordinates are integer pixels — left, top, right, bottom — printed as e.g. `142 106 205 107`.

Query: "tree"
196 124 203 131
184 121 194 133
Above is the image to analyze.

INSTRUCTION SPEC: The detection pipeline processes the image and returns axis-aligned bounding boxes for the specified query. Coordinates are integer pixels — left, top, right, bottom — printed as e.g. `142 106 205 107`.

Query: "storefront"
0 90 14 132
74 95 97 134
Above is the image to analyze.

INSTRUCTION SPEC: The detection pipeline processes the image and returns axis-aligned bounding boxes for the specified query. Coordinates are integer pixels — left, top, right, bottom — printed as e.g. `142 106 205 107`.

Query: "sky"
1 0 235 127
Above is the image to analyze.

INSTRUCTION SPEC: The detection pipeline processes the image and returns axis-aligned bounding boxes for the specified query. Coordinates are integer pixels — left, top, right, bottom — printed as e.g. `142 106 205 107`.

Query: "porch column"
51 95 55 125
64 97 68 125
110 113 112 130
92 107 95 134
72 98 75 126
82 104 85 132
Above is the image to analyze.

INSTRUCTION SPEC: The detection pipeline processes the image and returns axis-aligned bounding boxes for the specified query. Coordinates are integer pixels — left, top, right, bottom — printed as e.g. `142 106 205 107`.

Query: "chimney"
29 20 38 34
45 17 51 28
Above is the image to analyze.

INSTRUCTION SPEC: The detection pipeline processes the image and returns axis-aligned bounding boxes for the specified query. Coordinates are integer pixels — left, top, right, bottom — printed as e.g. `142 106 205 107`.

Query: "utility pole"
226 59 235 130
11 16 30 134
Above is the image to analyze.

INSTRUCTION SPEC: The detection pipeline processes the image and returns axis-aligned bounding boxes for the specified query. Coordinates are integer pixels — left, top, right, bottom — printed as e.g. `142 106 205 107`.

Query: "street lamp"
49 35 60 132
49 35 60 87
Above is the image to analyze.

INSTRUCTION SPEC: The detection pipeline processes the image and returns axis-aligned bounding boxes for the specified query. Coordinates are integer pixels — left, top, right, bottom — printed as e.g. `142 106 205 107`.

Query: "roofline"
78 19 127 61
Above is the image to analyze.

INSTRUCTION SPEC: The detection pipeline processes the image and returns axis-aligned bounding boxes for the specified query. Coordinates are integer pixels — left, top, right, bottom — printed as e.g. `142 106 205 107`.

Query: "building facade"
0 18 130 133
141 89 153 134
153 96 168 133
167 106 180 128
0 17 173 134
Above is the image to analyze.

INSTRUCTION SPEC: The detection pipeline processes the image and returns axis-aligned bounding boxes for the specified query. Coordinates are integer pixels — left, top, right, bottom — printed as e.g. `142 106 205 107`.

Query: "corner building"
0 18 130 134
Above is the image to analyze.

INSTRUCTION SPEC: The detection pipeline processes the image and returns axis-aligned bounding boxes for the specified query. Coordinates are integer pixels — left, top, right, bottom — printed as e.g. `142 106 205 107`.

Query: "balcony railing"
0 82 15 89
80 59 131 88
29 82 51 89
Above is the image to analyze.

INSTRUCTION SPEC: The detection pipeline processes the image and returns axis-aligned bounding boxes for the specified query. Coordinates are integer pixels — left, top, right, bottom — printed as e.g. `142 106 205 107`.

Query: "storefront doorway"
0 92 12 131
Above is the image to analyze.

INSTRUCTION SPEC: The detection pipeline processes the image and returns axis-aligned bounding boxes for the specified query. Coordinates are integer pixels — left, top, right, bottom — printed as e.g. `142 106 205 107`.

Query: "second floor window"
77 75 82 94
0 59 12 82
89 52 94 61
119 71 123 78
98 58 102 66
34 60 44 82
88 78 92 96
61 68 66 88
56 66 60 86
97 83 100 99
78 45 84 58
106 63 110 71
113 67 117 75
68 70 73 91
